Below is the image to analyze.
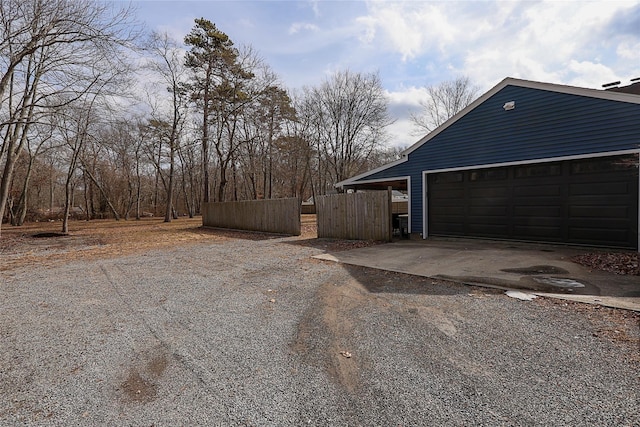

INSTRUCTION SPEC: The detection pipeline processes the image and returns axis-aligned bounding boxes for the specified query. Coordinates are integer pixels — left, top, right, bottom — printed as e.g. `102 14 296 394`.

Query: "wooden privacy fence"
202 197 301 236
316 190 392 241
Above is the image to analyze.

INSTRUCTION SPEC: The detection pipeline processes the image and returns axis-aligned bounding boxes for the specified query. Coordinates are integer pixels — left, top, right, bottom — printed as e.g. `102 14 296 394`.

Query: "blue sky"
130 0 640 148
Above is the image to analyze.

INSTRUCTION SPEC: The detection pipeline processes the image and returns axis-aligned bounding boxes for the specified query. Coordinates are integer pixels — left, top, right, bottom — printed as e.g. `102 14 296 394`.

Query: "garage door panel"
569 217 631 229
569 228 630 245
468 215 509 225
513 205 562 216
568 195 632 206
431 207 465 216
428 154 638 249
469 187 509 198
569 181 631 196
430 222 465 234
430 188 465 199
513 216 563 227
430 210 465 223
469 198 509 208
469 206 508 216
429 199 465 208
569 205 631 219
513 184 562 197
511 197 563 208
515 164 562 178
513 225 563 238
467 223 510 235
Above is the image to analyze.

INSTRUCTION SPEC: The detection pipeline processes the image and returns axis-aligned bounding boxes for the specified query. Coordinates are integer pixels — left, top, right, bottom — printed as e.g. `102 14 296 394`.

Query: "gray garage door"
427 154 639 249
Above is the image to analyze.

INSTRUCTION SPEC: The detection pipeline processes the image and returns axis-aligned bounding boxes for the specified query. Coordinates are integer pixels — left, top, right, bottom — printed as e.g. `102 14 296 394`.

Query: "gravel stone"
1 235 638 426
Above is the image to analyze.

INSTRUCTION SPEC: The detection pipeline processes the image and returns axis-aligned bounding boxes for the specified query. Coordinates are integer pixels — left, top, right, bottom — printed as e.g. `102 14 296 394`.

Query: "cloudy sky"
130 0 640 148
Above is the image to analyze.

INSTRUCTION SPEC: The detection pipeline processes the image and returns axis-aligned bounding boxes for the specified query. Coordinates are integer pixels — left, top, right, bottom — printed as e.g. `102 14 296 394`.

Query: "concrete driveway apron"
314 239 640 311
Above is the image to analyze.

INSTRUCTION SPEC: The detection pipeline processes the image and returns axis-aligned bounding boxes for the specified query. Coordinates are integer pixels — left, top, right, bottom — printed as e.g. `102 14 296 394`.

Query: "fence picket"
202 198 301 236
316 191 391 241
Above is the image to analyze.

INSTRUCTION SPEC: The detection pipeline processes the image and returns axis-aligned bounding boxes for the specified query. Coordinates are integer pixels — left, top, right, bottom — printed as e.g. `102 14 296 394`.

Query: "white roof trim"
339 175 410 188
420 149 640 175
335 157 408 188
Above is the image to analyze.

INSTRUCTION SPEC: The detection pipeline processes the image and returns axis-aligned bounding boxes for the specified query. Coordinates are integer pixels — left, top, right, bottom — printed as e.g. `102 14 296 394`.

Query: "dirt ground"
0 217 218 270
0 215 328 272
0 215 382 271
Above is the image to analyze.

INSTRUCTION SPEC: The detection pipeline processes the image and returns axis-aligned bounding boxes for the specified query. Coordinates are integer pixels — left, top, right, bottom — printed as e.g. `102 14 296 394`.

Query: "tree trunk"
135 153 142 220
0 148 18 233
202 77 211 204
83 171 91 221
62 162 77 234
164 153 174 222
0 71 39 234
14 154 36 226
82 166 120 220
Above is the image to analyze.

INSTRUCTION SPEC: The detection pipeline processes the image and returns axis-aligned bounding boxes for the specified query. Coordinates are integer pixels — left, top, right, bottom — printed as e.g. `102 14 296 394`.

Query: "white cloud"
366 0 640 145
383 87 431 148
355 1 638 91
356 15 376 44
386 118 420 149
565 60 618 88
310 0 320 18
356 2 461 61
385 87 428 108
288 22 319 35
616 39 640 61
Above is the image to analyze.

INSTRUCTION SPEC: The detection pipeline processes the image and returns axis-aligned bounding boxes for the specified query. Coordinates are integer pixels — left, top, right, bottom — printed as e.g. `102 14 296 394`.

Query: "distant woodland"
0 0 402 232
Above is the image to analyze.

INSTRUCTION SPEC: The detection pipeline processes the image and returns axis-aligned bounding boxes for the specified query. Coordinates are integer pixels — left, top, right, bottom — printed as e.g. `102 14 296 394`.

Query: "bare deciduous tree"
300 70 394 188
145 31 188 222
238 66 295 200
0 0 136 234
409 76 479 134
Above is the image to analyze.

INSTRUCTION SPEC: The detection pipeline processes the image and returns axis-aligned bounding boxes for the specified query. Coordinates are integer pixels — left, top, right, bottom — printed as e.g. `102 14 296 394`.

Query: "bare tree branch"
409 76 479 135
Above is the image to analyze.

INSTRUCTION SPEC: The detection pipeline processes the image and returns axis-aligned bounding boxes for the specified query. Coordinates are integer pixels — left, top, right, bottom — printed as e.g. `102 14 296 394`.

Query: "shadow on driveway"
313 238 640 311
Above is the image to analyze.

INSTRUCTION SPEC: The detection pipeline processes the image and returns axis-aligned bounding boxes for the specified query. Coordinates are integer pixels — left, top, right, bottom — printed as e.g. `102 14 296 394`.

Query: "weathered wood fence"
316 190 392 241
202 198 301 236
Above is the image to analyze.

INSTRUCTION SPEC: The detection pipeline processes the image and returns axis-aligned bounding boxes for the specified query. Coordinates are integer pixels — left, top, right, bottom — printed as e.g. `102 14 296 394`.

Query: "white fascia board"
342 175 410 187
402 77 640 158
335 157 408 188
510 78 640 104
420 149 640 175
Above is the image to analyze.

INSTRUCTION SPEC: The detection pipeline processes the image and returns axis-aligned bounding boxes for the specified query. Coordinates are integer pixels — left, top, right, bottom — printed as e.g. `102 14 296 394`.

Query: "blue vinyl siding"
355 84 640 235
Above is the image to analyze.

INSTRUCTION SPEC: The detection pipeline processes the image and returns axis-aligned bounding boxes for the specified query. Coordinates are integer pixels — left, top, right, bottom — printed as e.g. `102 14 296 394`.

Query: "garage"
427 154 639 249
337 78 640 251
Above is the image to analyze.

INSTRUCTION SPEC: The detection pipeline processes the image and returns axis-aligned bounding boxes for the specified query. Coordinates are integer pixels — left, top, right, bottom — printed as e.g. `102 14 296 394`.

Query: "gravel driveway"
1 234 639 426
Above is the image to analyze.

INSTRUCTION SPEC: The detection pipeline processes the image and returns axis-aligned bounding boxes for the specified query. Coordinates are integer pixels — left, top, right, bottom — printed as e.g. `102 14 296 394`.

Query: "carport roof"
341 178 408 191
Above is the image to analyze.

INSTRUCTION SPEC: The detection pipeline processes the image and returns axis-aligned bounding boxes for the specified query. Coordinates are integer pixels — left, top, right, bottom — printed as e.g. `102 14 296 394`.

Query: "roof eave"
335 156 408 188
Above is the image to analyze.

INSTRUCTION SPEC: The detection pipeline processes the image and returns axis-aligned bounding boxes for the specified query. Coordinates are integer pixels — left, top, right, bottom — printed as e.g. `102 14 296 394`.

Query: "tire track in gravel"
291 272 371 394
98 262 234 410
